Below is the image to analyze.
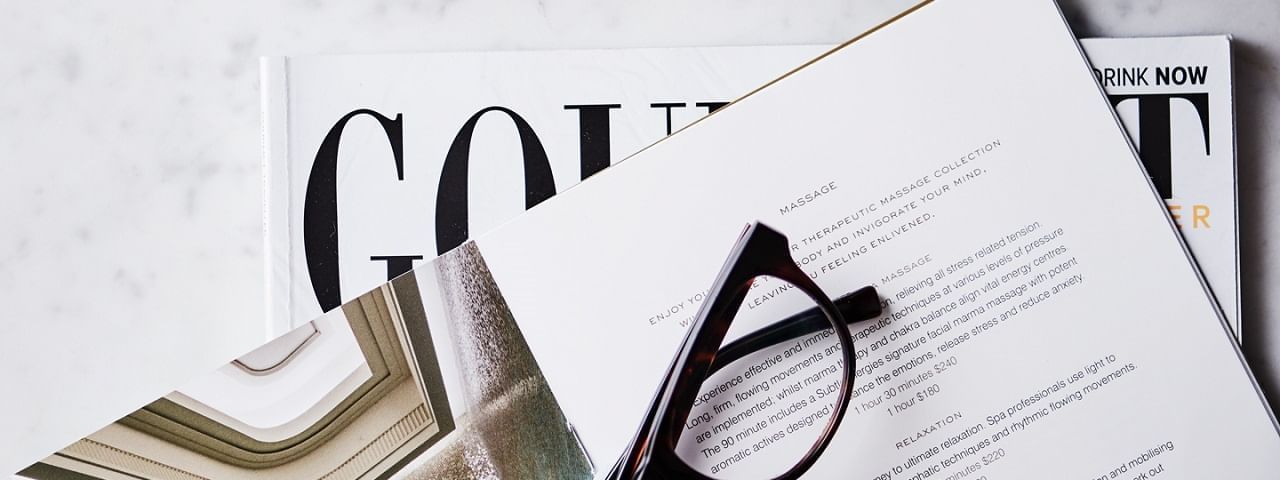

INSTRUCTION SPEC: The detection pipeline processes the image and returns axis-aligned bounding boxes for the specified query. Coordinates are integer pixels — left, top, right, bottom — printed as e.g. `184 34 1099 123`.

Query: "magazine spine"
1224 34 1242 340
261 56 293 341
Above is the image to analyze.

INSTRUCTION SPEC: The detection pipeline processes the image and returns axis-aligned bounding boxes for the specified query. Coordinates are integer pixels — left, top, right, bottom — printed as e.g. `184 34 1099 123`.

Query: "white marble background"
1 0 1277 474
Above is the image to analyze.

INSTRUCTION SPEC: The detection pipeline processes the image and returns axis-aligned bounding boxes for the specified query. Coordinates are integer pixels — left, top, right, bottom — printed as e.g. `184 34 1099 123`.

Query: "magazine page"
20 268 591 480
434 0 1274 477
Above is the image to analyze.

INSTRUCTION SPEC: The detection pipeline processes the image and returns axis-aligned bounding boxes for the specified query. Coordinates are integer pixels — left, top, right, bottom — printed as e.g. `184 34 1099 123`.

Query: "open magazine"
20 0 1275 478
11 33 1243 479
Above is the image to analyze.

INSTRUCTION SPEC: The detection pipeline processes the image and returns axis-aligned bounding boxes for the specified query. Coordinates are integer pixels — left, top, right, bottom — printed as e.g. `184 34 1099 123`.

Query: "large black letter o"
436 107 555 254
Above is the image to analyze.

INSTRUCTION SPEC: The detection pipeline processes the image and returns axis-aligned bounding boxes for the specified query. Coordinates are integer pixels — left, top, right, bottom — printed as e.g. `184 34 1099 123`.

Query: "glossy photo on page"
20 244 591 480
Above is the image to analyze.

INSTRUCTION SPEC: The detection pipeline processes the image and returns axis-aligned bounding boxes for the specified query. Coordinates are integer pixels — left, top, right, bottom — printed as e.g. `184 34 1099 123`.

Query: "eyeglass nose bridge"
706 285 880 378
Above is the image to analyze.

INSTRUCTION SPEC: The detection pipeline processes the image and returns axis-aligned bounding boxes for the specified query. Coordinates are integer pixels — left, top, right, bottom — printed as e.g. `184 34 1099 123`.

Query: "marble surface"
1 0 1278 474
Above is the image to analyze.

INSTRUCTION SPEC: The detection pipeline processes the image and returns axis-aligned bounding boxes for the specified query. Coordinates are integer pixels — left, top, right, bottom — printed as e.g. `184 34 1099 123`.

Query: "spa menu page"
447 0 1280 478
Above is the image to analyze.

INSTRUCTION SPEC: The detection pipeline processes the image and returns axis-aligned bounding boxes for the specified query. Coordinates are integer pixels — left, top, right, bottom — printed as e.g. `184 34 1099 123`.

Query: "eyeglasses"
607 222 881 480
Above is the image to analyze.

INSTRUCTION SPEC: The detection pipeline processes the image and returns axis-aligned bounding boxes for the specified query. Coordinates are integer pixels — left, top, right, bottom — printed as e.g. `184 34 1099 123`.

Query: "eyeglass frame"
606 222 881 480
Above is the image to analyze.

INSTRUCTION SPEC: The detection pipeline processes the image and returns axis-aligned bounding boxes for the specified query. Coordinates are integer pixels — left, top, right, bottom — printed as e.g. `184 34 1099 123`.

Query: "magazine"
1080 36 1239 338
260 43 825 336
262 37 1241 342
24 0 1277 477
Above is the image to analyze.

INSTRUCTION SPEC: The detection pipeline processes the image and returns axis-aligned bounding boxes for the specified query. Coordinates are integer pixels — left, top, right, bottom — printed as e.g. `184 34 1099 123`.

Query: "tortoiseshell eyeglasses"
608 222 881 479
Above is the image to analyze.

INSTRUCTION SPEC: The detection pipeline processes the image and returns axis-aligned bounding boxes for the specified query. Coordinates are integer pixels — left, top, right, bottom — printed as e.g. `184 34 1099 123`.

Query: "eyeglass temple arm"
706 285 880 377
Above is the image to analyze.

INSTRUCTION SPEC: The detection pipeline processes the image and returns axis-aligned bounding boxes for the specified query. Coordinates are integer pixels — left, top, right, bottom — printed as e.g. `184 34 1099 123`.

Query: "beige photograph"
21 242 591 480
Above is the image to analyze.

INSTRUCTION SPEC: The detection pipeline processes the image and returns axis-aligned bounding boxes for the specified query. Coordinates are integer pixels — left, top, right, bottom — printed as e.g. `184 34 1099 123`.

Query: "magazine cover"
262 38 1241 342
1079 36 1239 338
260 44 829 336
21 254 592 479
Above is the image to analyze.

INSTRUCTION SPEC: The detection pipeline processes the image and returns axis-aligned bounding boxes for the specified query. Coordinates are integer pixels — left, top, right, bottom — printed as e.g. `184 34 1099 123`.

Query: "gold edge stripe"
64 439 209 480
620 0 935 162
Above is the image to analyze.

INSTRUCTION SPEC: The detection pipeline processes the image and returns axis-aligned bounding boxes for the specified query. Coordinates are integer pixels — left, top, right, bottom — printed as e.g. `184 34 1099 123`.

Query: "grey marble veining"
1 0 1278 474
